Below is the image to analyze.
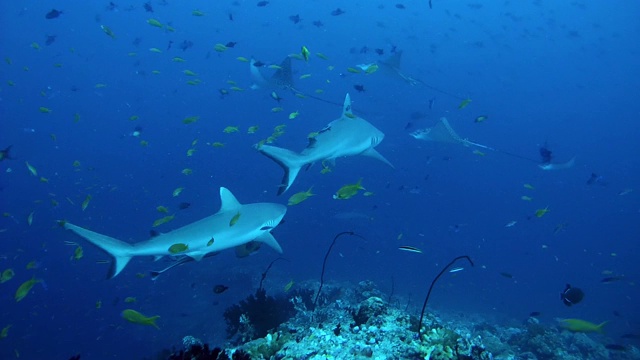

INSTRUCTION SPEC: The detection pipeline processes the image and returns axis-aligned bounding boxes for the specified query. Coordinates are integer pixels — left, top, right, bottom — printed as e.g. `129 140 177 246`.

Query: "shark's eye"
260 226 274 231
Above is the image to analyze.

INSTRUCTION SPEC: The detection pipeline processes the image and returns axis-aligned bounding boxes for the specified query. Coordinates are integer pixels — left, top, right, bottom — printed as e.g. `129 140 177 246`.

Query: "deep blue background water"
1 1 639 358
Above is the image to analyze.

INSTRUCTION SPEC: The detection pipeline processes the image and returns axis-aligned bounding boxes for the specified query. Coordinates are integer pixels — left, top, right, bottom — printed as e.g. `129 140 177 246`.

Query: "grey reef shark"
257 93 394 195
64 187 286 279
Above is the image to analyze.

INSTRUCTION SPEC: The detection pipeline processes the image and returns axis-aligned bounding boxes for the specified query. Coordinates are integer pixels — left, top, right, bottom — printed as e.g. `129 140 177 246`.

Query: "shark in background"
64 187 286 278
257 93 393 195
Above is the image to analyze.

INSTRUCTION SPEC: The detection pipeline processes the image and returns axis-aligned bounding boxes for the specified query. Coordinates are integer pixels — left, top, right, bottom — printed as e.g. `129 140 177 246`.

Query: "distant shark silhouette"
64 187 286 278
258 93 393 195
379 51 465 100
250 56 348 108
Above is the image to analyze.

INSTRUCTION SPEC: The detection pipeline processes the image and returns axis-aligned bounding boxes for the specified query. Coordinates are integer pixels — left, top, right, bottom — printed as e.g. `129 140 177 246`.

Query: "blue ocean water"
1 1 639 358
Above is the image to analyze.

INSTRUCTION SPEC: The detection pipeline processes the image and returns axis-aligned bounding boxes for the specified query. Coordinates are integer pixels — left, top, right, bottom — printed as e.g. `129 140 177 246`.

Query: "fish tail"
257 145 305 195
64 223 134 279
597 321 608 333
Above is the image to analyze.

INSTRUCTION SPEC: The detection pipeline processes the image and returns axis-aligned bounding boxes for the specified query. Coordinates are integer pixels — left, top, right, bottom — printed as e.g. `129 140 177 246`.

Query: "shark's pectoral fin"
255 232 283 254
189 253 205 261
362 148 394 168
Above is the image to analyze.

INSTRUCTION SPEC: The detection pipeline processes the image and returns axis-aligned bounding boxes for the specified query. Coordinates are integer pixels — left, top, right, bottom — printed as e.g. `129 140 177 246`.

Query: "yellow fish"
284 280 294 292
173 187 184 197
81 194 92 211
157 206 169 213
214 43 228 52
559 319 607 333
333 179 365 200
229 212 241 227
124 297 137 303
0 269 15 283
121 309 160 329
182 116 200 124
100 25 116 39
147 19 163 27
153 215 175 227
301 46 310 62
458 98 472 109
288 187 314 206
0 324 12 339
15 277 41 302
168 243 188 254
25 161 38 176
289 111 300 120
223 126 239 133
535 207 550 218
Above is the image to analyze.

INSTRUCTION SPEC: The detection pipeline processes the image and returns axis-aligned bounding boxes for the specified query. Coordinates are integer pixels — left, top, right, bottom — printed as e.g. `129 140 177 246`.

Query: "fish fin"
219 187 242 212
362 148 394 168
64 223 133 279
597 321 608 333
342 93 353 117
255 232 283 253
257 145 305 195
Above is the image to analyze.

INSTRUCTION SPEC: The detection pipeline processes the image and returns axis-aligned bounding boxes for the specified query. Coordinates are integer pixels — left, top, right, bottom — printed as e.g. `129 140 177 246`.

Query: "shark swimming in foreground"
257 93 393 195
64 187 286 278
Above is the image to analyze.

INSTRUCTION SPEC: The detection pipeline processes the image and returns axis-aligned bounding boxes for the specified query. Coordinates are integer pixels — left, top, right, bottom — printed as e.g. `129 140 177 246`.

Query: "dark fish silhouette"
179 40 193 51
353 84 366 92
529 311 541 317
289 14 301 24
560 284 584 306
331 8 345 16
45 35 57 46
143 2 154 12
213 284 228 294
312 20 324 27
225 41 237 48
0 145 13 161
375 48 384 56
257 1 269 7
178 202 191 210
45 9 63 19
396 4 406 9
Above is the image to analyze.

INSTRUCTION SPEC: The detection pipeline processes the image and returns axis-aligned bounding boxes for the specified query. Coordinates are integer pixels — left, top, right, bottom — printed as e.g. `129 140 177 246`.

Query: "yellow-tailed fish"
153 215 175 227
39 107 52 113
0 269 15 283
301 46 310 62
71 246 83 261
558 319 607 333
182 116 199 124
458 98 472 109
27 211 34 226
211 142 225 148
15 277 41 302
523 183 535 190
333 178 365 200
173 187 184 197
81 194 92 211
156 206 169 213
25 162 38 176
182 168 193 175
474 115 488 123
168 243 188 254
183 69 197 76
289 111 300 120
284 280 294 292
172 57 185 62
229 212 241 227
192 9 205 16
147 18 163 28
299 74 312 79
124 296 137 303
149 48 162 53
0 324 12 339
121 309 160 329
26 261 37 270
186 148 196 157
521 195 533 201
247 126 259 134
223 126 239 133
288 187 314 206
272 107 284 113
214 43 228 52
100 25 116 39
316 53 329 60
535 207 550 218
236 56 249 62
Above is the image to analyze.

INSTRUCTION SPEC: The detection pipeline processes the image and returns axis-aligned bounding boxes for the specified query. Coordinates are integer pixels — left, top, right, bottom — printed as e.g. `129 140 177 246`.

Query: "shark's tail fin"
257 145 306 195
64 223 134 279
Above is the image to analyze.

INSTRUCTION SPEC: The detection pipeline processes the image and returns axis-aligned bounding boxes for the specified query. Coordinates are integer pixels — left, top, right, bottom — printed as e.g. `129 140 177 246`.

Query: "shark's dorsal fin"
219 187 242 213
342 93 353 117
271 57 293 89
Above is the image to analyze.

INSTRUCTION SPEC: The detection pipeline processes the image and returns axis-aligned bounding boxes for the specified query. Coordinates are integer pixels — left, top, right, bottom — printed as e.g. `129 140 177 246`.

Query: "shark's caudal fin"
64 223 134 279
257 145 305 195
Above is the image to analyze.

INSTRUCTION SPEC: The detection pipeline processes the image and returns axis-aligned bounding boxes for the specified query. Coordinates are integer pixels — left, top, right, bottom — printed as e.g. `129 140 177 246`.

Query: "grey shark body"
64 187 286 278
258 93 393 195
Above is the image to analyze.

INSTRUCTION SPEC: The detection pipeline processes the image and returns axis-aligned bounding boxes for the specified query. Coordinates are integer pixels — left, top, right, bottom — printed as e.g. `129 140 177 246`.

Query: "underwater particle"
121 309 160 329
